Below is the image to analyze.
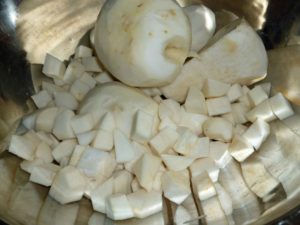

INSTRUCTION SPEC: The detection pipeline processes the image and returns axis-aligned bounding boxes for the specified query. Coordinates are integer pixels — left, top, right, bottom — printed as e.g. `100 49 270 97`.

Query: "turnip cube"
54 91 78 110
114 129 135 162
206 97 231 116
53 78 65 86
71 114 94 135
159 99 181 123
158 117 177 131
231 102 250 124
63 60 85 84
36 107 59 132
70 80 91 101
149 127 179 155
242 119 270 149
49 166 86 204
124 142 150 173
35 142 53 163
209 141 232 168
238 94 252 108
91 177 114 213
93 129 113 151
131 110 154 143
259 82 271 96
94 72 114 84
79 73 96 89
24 130 41 147
161 155 194 171
222 112 235 125
98 112 115 132
162 170 191 204
52 109 75 140
52 139 76 164
77 130 96 146
106 194 134 220
233 124 248 136
246 99 276 122
75 45 93 58
227 83 243 103
202 79 230 98
203 117 233 142
131 178 141 192
30 163 60 187
127 190 163 219
82 57 102 72
189 137 210 159
152 170 164 192
174 128 198 155
269 93 294 120
69 145 86 166
42 54 66 78
20 159 43 173
248 86 268 106
41 81 64 96
133 153 161 191
190 158 219 182
113 170 133 194
36 131 56 147
184 87 207 115
229 135 254 162
193 172 216 201
179 110 208 135
242 86 250 94
9 135 36 160
22 112 38 130
31 90 52 108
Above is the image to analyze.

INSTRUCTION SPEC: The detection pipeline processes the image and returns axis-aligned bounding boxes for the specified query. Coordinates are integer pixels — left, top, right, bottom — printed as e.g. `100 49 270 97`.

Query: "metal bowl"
0 0 300 224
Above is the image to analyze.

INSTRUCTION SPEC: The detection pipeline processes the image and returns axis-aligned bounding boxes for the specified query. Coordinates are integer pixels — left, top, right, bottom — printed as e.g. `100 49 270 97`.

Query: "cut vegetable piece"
269 93 294 120
20 159 44 174
36 131 56 147
71 113 94 135
159 99 181 123
24 130 41 147
150 127 179 155
91 177 114 213
202 79 230 98
209 141 232 168
238 94 252 108
9 134 36 160
70 80 91 101
203 117 233 142
77 130 97 146
242 119 270 149
82 57 102 72
184 86 207 115
131 178 141 192
31 90 52 108
69 145 86 166
221 113 235 125
94 72 114 84
259 82 271 97
248 85 268 106
113 170 133 194
158 117 177 131
127 189 163 218
231 102 250 124
36 107 59 132
54 78 65 87
30 163 60 187
41 81 64 97
246 99 276 122
174 205 192 225
181 195 199 223
227 83 243 103
88 212 106 225
80 73 97 89
183 4 215 52
131 110 154 143
173 128 198 155
95 0 191 87
161 154 194 171
52 139 77 164
189 137 210 159
52 109 75 140
215 183 233 217
233 124 248 136
75 45 93 58
54 91 78 110
179 110 208 135
162 170 191 204
35 142 53 163
22 112 38 130
133 153 161 191
201 197 227 225
142 88 162 97
206 96 231 116
152 170 164 192
63 60 85 84
124 142 150 173
42 53 66 78
114 129 135 162
193 172 216 201
241 159 279 198
106 194 134 220
98 112 115 132
229 135 254 162
190 158 219 182
49 166 86 204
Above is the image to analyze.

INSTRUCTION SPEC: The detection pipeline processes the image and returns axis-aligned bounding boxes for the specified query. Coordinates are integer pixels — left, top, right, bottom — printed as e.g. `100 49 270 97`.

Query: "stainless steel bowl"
0 0 300 224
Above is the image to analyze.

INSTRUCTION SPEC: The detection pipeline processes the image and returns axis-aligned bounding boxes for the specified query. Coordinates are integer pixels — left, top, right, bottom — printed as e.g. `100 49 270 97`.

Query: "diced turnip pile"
7 0 296 224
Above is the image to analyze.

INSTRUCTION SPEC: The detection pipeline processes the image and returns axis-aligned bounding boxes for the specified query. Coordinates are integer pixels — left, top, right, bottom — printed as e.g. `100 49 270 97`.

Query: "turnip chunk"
227 83 243 103
52 109 75 140
202 79 230 98
22 112 38 130
159 99 181 123
203 117 233 142
49 166 86 204
41 81 64 96
131 178 142 192
31 90 52 108
113 170 133 194
174 206 192 225
70 80 91 101
259 82 271 97
215 183 234 224
71 113 94 134
35 142 53 163
190 158 219 182
206 96 231 116
231 102 250 124
133 153 161 191
209 141 232 168
149 127 179 155
127 190 163 218
94 72 114 84
77 130 97 146
20 159 43 173
183 5 215 52
229 135 254 162
193 172 216 201
131 110 154 143
184 87 207 115
114 129 136 162
36 131 58 148
200 197 227 225
42 53 66 79
54 91 78 110
189 137 210 159
81 57 102 72
106 194 134 220
9 134 36 160
233 124 248 136
52 139 76 164
161 155 194 171
248 86 268 106
174 127 198 155
95 0 191 87
269 93 294 120
246 99 276 123
158 117 177 131
179 110 208 135
63 60 85 84
80 73 97 89
242 119 270 149
91 177 114 214
69 145 86 166
36 107 59 132
29 163 60 187
75 45 93 58
162 170 191 204
124 142 150 173
98 112 115 132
